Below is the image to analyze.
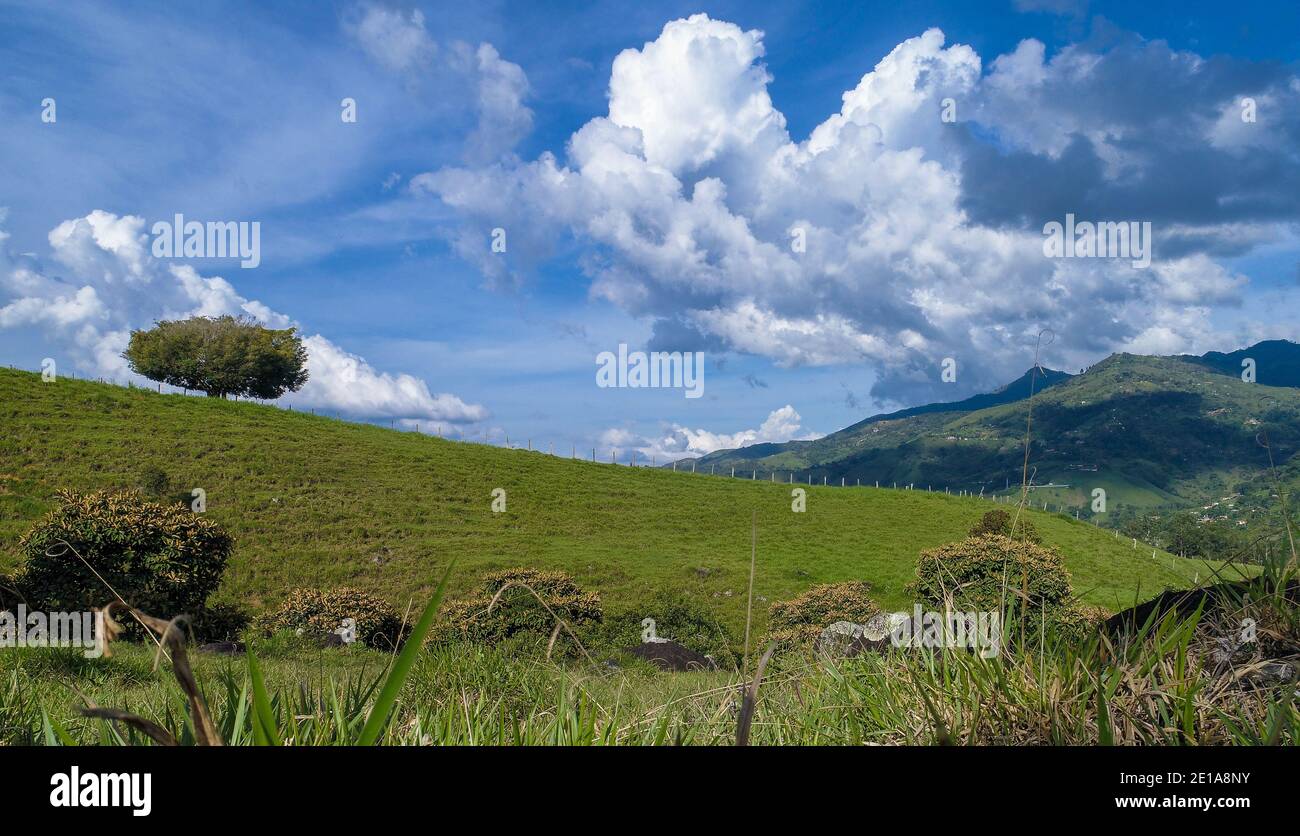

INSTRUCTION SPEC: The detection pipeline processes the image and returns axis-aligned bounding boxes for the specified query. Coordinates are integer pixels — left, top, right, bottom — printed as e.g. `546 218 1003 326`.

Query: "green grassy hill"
0 368 1241 634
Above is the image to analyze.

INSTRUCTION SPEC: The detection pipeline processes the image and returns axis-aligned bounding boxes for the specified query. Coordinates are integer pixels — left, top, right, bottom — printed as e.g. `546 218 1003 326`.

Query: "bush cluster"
18 489 232 619
191 601 251 643
908 534 1085 637
257 587 404 649
431 568 602 648
767 581 882 648
589 590 737 668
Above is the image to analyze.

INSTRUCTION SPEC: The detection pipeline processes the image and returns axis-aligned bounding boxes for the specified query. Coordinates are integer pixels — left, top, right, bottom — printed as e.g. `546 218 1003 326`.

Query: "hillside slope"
693 350 1300 524
0 369 1237 631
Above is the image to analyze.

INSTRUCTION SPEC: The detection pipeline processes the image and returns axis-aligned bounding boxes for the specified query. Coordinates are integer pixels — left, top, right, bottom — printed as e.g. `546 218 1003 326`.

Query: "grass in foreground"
7 562 1296 746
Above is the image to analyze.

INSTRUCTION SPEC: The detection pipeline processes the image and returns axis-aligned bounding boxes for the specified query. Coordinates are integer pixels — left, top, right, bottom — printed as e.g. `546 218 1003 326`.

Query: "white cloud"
0 210 487 424
293 335 487 422
601 404 818 461
457 42 534 162
344 3 436 74
415 15 1294 405
606 14 785 174
345 5 533 162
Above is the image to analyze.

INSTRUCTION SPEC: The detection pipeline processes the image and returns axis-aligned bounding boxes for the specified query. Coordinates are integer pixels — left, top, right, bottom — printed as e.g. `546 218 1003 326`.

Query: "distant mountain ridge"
1176 339 1300 388
839 366 1073 431
691 341 1300 524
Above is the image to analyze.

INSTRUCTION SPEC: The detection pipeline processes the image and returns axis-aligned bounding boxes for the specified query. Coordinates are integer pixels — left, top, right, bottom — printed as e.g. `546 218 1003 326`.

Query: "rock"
1242 661 1296 687
816 619 891 658
624 640 718 672
197 640 245 655
1105 579 1299 636
1210 635 1251 667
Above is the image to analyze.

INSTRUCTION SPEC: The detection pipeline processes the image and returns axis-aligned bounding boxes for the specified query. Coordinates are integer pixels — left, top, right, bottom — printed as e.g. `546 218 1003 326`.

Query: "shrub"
0 572 23 610
589 590 737 668
431 567 602 648
257 587 403 650
908 534 1083 637
191 601 251 643
969 509 1042 544
767 582 882 648
18 489 232 620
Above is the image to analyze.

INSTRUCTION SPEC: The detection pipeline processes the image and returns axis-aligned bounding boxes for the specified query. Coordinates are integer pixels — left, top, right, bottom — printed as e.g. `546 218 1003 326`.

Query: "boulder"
816 620 889 658
624 640 718 671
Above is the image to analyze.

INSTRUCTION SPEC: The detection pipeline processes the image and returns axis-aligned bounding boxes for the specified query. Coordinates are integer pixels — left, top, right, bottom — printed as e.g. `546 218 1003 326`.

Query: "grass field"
5 587 1294 746
0 368 1241 638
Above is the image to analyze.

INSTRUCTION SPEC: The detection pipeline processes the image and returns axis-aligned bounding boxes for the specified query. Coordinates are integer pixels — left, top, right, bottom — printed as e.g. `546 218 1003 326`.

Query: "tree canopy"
123 315 309 399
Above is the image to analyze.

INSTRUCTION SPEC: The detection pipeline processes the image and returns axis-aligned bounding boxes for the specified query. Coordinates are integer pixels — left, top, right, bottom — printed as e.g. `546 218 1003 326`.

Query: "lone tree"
123 315 308 399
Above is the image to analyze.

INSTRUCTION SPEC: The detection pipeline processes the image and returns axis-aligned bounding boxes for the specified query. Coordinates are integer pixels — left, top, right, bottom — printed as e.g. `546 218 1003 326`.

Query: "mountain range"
694 341 1300 528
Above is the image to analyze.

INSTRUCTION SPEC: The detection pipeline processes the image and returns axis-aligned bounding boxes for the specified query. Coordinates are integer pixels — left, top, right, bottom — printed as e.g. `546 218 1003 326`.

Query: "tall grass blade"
358 560 456 745
246 648 282 746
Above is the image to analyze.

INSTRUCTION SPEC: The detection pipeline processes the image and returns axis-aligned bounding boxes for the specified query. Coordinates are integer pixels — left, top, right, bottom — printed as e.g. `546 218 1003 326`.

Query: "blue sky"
2 0 1298 462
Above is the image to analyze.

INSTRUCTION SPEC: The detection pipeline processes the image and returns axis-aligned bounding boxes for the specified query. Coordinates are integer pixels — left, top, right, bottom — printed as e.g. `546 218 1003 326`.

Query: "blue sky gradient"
2 0 1297 461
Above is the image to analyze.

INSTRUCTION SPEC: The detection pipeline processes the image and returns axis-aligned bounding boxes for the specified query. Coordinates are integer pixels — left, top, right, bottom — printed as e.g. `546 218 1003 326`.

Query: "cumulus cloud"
344 3 533 163
453 42 534 162
344 4 436 74
414 14 1300 406
0 210 487 424
601 404 818 462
